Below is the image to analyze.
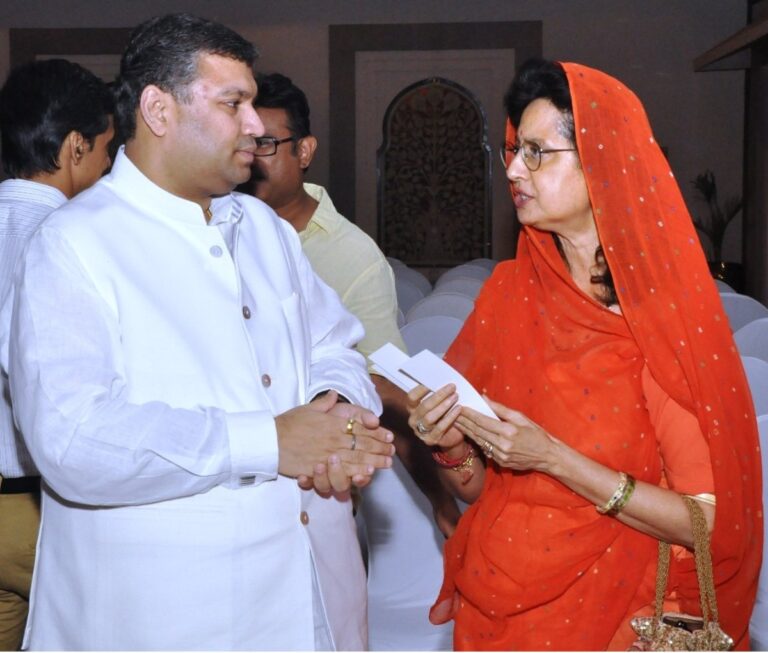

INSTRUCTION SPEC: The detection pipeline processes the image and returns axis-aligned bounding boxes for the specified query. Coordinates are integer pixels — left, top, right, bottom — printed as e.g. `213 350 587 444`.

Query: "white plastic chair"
714 279 734 293
361 459 453 651
741 356 768 415
405 291 474 323
393 265 432 297
436 264 489 287
749 414 768 651
400 315 464 356
395 278 426 315
734 318 768 363
386 256 406 269
470 257 499 272
719 292 768 332
433 276 484 298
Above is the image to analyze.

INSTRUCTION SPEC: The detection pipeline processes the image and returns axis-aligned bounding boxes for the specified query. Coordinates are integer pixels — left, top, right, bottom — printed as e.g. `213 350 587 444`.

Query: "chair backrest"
719 292 768 332
432 276 484 298
436 264 490 287
734 318 768 363
386 256 406 270
714 279 735 293
405 292 475 323
469 257 499 272
749 414 768 651
393 265 432 297
395 278 426 315
741 356 768 415
400 315 464 356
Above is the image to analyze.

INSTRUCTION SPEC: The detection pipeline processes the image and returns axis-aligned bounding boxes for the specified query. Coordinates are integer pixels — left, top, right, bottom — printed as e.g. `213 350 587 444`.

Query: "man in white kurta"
4 14 392 651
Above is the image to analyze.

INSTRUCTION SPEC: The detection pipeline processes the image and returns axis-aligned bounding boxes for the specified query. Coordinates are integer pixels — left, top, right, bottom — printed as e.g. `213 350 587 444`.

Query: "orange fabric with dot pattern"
430 62 762 650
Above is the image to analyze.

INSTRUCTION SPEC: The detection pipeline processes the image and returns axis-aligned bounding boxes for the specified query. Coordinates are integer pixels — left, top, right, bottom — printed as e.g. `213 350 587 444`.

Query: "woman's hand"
456 397 558 473
406 383 465 450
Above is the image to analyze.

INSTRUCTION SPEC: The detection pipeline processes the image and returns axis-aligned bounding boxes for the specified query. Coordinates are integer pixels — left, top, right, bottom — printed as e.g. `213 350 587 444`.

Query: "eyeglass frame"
254 135 299 157
498 141 577 172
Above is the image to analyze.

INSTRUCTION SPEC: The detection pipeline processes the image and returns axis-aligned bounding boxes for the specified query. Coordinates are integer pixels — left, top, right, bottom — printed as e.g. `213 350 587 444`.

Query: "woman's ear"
297 135 317 171
138 85 172 137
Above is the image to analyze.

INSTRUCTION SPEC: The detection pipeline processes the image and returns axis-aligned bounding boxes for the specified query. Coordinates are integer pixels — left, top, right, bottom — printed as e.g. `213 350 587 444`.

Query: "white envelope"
399 349 497 420
368 343 497 420
368 342 419 392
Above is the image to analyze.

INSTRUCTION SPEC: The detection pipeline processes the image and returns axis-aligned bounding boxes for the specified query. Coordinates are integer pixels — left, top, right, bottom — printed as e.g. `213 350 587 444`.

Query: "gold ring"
482 440 494 458
416 420 431 435
346 418 355 435
350 434 357 451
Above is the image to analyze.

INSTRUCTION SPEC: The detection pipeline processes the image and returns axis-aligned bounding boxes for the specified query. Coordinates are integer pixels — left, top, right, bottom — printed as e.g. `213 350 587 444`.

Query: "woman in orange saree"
407 59 762 650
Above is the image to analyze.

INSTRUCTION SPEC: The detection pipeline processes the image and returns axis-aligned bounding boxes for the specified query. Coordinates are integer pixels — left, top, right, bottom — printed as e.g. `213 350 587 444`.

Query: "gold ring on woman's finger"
481 440 494 458
350 434 357 451
416 420 431 435
345 418 355 435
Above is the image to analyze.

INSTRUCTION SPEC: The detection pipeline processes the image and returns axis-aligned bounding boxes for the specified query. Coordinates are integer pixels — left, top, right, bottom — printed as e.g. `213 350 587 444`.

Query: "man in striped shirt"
0 59 113 650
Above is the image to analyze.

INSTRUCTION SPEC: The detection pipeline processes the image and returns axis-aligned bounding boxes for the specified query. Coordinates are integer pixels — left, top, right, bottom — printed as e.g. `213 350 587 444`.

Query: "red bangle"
432 443 472 467
432 444 476 485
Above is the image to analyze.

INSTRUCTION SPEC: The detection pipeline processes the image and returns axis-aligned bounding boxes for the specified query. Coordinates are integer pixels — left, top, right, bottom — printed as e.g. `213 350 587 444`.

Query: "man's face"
170 53 263 200
74 117 114 195
247 106 305 211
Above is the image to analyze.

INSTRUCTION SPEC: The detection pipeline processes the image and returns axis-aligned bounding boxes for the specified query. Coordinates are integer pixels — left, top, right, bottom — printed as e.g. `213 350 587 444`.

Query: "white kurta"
6 150 380 651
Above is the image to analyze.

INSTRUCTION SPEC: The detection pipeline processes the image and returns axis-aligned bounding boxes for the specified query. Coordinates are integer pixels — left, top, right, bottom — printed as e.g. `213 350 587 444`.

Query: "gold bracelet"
596 472 636 516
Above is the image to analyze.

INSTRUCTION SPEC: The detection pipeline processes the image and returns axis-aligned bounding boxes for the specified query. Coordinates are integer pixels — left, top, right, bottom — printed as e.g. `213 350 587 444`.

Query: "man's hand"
277 391 394 494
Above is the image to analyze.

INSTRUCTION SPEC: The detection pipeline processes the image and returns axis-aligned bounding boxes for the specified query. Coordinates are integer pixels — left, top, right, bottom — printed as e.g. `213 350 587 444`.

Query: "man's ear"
65 130 86 165
139 85 173 137
297 135 317 171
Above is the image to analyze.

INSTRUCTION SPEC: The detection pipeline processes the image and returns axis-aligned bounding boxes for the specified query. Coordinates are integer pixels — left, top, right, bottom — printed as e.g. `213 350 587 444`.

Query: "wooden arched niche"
377 77 491 269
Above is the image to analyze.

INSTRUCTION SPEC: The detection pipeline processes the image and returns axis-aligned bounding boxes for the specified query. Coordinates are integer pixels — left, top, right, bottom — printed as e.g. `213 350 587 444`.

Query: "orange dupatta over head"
431 62 762 650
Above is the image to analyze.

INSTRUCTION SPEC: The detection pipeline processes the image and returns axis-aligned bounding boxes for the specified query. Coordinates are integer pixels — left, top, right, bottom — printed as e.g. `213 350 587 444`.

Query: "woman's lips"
513 190 532 209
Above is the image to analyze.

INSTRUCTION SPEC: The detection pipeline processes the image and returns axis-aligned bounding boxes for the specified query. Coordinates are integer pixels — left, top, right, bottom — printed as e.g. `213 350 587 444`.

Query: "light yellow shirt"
299 183 406 365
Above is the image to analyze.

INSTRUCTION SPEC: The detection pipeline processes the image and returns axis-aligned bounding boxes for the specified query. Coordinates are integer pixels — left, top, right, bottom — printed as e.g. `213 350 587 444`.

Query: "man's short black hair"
254 72 312 142
113 13 257 143
0 59 113 179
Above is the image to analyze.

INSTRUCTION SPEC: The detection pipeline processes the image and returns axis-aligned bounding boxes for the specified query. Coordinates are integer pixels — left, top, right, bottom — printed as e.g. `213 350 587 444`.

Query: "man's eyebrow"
218 88 254 99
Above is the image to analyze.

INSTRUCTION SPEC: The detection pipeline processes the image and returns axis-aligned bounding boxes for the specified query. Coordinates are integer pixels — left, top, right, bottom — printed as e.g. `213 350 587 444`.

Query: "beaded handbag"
629 496 733 651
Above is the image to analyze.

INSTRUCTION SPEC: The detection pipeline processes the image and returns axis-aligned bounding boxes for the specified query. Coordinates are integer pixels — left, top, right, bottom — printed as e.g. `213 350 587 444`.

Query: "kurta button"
209 245 223 257
242 305 251 319
300 511 309 525
261 373 271 388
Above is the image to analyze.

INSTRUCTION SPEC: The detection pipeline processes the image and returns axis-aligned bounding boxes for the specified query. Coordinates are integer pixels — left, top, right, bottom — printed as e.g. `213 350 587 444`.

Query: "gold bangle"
596 472 636 516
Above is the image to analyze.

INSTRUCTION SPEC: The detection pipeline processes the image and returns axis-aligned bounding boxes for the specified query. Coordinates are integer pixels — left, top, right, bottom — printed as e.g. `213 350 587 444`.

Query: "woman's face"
505 98 593 236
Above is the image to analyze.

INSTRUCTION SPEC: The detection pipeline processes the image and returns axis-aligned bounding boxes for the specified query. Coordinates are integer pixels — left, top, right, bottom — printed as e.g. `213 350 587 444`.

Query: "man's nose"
245 104 265 138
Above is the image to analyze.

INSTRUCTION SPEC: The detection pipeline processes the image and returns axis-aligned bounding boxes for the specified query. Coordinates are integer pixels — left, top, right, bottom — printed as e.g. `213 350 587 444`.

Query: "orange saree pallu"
430 63 762 650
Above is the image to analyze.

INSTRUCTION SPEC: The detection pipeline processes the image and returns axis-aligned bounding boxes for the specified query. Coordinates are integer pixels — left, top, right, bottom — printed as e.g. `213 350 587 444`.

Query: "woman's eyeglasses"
498 141 576 172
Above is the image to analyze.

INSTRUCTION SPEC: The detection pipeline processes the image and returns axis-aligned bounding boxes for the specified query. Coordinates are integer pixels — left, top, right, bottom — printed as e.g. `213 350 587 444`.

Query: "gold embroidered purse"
630 496 733 651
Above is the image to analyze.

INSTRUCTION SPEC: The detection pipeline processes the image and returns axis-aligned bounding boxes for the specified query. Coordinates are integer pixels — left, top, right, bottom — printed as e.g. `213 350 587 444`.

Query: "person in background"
240 72 458 650
3 14 393 650
407 58 761 650
0 58 114 651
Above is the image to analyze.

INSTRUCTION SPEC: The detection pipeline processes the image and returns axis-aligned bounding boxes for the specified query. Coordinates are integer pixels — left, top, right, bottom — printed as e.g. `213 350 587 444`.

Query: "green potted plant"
691 170 743 290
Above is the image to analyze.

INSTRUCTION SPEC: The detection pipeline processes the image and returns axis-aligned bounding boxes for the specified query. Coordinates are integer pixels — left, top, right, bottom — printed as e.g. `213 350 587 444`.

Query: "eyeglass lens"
499 143 541 172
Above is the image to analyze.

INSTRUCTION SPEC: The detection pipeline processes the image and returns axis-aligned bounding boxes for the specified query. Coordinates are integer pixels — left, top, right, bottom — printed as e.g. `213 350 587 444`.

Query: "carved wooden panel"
378 77 490 267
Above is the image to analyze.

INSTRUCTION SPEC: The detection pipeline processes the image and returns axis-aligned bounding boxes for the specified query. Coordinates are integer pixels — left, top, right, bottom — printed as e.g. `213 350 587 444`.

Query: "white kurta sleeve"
9 226 278 506
283 223 382 415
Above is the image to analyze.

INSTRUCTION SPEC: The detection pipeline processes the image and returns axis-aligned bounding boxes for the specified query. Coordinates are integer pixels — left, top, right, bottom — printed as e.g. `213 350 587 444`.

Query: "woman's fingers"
407 384 458 442
484 397 529 425
406 383 431 407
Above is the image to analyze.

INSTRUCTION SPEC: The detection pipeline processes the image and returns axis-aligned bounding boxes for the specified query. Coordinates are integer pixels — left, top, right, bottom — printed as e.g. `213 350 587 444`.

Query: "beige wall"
0 0 748 259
